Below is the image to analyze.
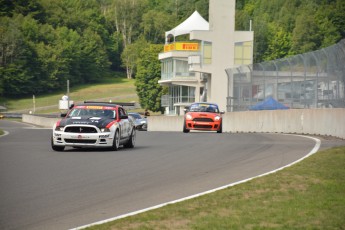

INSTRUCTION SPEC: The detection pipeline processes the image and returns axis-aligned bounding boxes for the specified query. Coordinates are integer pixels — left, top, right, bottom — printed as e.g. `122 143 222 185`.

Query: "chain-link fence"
225 39 345 112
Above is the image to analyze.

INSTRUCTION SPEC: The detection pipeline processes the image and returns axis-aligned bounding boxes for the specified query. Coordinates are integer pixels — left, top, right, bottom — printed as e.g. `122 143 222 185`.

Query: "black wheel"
217 122 222 133
111 129 120 151
124 128 136 148
51 136 65 151
183 120 190 133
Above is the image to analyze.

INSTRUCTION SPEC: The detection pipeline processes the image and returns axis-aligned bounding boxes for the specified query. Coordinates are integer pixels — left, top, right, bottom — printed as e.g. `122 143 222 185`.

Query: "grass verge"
86 146 345 230
1 76 138 113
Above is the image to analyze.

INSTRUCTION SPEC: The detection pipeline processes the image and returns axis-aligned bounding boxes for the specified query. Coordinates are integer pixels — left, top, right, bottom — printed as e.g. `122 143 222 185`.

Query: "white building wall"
161 0 254 114
190 0 253 111
208 0 236 111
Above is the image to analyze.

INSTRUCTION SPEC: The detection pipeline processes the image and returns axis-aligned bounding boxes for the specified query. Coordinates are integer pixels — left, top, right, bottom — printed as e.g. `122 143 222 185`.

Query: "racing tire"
124 128 136 148
183 120 190 133
51 136 65 151
217 122 223 133
111 129 120 151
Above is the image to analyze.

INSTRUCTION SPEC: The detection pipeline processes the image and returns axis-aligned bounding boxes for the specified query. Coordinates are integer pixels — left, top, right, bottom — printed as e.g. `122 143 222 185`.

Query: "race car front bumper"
185 120 221 131
52 131 114 148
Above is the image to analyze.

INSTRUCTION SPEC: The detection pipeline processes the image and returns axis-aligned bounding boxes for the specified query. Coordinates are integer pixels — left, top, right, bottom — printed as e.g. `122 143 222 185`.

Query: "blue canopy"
249 96 289 110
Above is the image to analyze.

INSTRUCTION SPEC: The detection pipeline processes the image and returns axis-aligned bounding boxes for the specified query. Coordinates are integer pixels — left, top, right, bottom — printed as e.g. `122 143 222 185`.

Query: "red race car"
183 102 224 133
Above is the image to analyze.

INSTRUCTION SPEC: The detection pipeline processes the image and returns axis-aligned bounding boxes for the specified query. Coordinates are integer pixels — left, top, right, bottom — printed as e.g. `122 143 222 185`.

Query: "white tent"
165 11 209 41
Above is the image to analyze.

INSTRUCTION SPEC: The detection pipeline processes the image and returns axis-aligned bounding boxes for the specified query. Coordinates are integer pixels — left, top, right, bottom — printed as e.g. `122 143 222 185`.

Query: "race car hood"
59 116 114 128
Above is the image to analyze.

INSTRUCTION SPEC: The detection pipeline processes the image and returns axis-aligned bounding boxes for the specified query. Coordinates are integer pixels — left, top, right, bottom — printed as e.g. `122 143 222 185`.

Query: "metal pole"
33 95 35 113
67 80 70 109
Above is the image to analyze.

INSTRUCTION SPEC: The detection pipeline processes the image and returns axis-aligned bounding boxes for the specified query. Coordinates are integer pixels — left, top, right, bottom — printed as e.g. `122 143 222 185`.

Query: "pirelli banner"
164 42 199 52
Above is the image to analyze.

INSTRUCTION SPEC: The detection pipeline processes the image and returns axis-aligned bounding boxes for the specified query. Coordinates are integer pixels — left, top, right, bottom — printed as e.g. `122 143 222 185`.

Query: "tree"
263 23 292 60
106 0 148 79
291 14 321 54
121 37 148 80
141 10 175 44
135 44 166 113
79 28 111 83
1 0 344 98
0 16 22 67
314 1 342 48
0 14 40 96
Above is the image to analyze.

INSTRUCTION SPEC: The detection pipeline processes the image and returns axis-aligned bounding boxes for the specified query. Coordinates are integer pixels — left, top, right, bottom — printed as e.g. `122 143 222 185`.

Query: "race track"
0 120 320 230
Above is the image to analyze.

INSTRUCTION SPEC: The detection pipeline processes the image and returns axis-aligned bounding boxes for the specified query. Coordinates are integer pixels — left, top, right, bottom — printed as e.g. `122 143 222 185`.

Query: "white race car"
51 102 136 151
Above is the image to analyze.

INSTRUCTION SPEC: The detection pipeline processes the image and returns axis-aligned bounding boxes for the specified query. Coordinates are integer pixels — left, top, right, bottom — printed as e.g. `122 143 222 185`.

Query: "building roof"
165 11 209 39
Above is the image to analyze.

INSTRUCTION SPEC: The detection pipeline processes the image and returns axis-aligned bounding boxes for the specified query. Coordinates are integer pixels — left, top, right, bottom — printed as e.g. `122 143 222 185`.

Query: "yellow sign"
164 44 175 52
164 42 199 52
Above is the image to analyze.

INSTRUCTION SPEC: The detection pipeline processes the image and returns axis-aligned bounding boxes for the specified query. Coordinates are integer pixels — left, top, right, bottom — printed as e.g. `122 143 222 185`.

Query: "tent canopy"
249 96 289 110
165 11 209 40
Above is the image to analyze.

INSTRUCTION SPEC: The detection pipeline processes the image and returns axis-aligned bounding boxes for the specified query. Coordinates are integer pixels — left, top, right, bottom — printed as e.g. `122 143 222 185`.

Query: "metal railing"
225 39 345 111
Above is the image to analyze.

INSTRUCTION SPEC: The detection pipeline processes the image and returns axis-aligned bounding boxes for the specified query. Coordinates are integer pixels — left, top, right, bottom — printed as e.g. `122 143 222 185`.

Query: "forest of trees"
236 0 345 62
1 0 344 104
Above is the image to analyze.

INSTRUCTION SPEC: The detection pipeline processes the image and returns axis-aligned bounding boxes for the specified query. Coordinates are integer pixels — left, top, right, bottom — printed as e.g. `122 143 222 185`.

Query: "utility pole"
67 80 70 98
67 80 70 109
33 95 35 113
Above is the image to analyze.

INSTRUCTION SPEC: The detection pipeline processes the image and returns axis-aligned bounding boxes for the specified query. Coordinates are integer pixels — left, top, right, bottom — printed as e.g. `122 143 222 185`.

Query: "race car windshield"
68 109 116 119
189 104 219 113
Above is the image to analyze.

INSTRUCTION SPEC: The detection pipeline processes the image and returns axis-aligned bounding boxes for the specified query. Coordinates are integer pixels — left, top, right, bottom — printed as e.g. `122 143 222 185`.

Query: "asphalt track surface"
0 119 342 230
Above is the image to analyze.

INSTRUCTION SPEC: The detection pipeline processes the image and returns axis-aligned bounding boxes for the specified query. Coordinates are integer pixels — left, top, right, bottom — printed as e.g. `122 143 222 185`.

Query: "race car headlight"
215 116 221 121
100 128 110 133
55 126 64 131
186 114 193 120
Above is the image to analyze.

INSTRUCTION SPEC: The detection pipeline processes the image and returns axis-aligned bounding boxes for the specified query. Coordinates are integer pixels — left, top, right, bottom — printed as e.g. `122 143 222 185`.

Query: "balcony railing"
161 72 196 81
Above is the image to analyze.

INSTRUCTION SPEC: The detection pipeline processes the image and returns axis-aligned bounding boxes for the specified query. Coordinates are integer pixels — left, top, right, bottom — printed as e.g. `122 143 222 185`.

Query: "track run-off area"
0 120 322 230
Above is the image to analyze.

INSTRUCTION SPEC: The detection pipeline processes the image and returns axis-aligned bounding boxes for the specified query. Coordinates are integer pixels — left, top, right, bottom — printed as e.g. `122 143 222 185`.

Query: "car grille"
194 125 213 129
193 118 214 122
64 126 98 133
64 139 97 144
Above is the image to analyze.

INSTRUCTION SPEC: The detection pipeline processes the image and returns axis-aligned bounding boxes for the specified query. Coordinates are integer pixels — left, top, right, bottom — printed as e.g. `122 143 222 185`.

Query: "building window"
161 59 195 80
235 41 253 65
175 60 189 77
203 41 212 64
161 59 173 80
167 85 196 113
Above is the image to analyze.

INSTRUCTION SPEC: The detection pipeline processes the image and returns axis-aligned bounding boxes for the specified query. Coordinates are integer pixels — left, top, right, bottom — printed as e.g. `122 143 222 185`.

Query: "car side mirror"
220 111 225 114
120 114 128 119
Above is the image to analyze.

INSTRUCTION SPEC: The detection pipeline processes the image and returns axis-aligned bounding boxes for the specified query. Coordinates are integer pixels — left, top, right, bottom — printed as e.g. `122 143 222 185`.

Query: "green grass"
85 146 345 230
0 76 138 113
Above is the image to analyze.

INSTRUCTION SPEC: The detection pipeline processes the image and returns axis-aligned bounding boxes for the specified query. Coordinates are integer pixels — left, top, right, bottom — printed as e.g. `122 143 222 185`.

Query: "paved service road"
0 119 339 230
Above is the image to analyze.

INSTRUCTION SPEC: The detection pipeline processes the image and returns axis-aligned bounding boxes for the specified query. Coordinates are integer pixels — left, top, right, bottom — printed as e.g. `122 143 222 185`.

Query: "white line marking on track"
0 131 9 138
22 127 52 130
70 134 321 230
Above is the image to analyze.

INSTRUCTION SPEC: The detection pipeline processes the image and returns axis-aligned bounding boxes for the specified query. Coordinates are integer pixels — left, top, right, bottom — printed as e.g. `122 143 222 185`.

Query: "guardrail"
146 108 345 139
22 114 60 128
0 113 23 118
22 108 345 139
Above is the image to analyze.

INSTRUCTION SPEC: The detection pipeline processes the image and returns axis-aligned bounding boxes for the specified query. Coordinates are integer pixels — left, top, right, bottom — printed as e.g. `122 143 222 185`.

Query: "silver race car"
51 102 136 151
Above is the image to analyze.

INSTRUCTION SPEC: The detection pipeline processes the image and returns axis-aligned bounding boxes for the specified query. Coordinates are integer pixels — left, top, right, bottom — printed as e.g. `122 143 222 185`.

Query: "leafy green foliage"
135 44 166 113
0 0 116 97
0 0 344 100
236 0 345 62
